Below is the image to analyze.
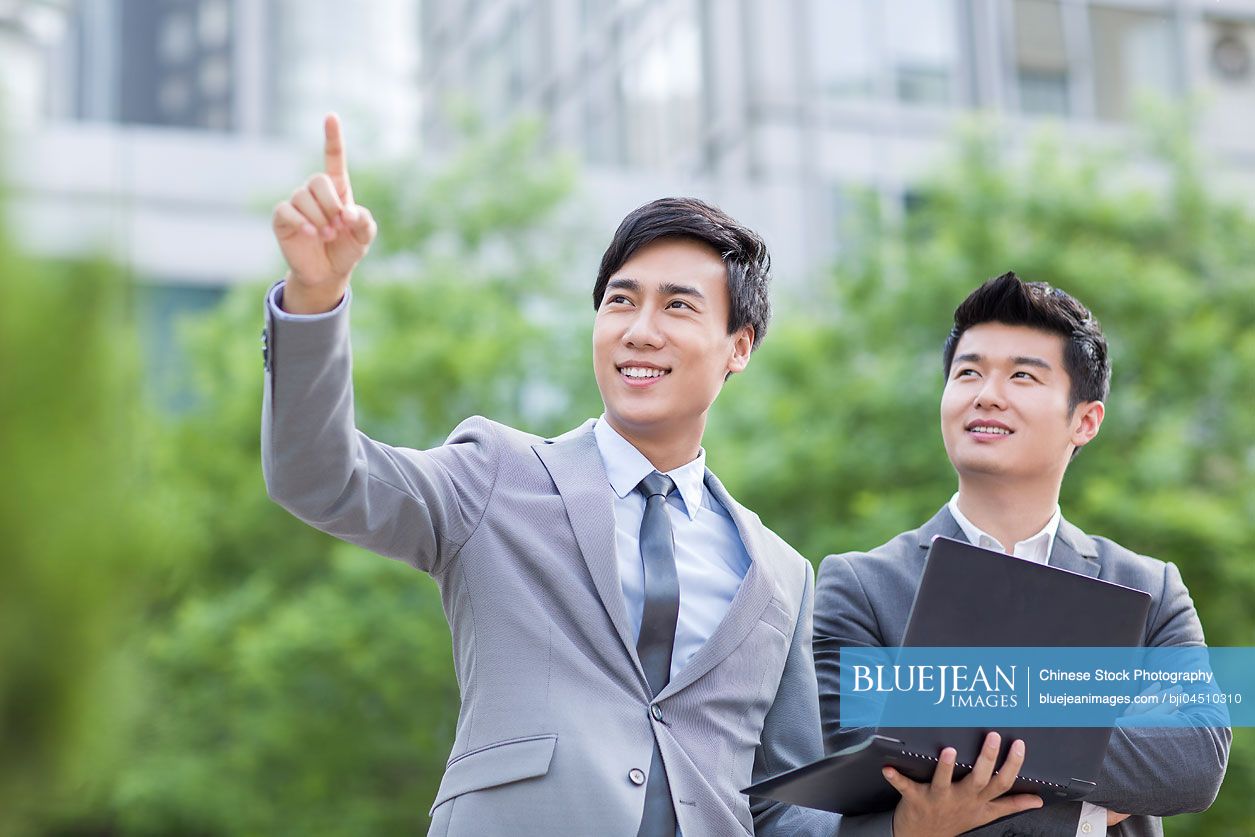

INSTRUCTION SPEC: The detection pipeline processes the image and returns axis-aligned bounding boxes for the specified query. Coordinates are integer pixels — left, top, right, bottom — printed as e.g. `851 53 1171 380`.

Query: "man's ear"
1071 400 1105 449
726 325 754 375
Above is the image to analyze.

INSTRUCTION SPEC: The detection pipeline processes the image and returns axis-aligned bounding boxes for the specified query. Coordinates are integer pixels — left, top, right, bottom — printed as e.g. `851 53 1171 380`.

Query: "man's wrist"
280 274 346 314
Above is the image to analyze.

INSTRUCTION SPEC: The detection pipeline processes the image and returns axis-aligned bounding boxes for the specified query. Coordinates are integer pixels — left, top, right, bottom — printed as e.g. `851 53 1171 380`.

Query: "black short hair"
942 272 1111 410
592 197 771 350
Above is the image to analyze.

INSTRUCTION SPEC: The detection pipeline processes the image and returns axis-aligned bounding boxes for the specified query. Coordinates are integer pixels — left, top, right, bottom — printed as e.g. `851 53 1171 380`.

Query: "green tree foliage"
0 217 174 833
707 117 1255 835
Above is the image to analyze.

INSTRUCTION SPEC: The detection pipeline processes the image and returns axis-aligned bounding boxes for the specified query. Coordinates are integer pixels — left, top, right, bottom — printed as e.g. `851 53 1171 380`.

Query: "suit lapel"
532 421 646 683
658 470 775 701
915 506 966 552
1049 517 1101 578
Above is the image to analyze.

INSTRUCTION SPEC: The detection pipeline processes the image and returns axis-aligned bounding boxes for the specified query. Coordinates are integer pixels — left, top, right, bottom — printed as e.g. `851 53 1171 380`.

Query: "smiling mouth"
967 424 1013 436
618 365 671 380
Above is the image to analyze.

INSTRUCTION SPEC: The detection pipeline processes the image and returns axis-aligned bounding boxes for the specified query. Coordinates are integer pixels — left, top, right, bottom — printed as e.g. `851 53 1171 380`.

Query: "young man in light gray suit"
814 273 1231 837
262 116 1043 836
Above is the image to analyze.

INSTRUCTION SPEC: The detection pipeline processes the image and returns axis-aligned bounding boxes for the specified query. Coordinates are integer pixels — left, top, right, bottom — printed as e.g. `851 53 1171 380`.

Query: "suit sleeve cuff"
268 280 348 321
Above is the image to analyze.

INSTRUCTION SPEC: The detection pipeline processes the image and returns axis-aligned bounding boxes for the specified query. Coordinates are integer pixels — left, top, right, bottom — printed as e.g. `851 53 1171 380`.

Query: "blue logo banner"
839 647 1244 727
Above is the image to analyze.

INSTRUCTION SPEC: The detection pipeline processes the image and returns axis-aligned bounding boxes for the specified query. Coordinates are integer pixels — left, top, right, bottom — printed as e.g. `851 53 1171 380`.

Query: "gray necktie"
635 471 679 837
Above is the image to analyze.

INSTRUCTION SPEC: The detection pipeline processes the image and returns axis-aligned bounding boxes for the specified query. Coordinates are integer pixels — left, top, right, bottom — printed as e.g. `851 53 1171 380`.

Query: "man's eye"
607 295 631 305
1012 371 1036 380
956 368 978 378
667 300 692 310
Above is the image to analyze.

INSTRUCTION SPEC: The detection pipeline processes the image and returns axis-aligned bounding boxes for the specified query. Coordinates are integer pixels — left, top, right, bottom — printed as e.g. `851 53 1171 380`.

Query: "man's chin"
605 407 672 435
953 457 1015 480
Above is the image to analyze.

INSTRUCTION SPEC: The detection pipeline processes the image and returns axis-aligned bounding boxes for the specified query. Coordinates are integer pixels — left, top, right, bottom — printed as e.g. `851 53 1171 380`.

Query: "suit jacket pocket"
762 597 794 638
429 733 558 814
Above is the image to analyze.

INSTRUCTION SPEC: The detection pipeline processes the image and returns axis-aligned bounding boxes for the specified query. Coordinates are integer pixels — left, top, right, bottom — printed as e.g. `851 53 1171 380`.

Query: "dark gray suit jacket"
261 290 890 836
813 507 1230 837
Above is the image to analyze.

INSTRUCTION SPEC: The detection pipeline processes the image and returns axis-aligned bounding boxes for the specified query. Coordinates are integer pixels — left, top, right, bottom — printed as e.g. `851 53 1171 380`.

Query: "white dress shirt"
946 494 1109 837
946 493 1060 564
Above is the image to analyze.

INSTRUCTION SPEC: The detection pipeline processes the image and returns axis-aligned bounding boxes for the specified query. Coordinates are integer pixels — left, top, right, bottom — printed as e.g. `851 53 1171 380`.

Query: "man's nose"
623 308 664 348
974 377 1007 409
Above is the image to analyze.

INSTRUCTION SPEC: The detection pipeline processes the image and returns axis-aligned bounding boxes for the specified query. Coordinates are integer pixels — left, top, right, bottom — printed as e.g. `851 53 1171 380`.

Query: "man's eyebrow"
954 352 1052 371
606 278 705 300
606 277 640 292
659 282 704 300
1012 356 1052 370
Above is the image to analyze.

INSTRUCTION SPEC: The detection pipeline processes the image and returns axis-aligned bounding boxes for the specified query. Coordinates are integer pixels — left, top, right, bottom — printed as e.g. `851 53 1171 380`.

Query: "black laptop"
743 536 1153 815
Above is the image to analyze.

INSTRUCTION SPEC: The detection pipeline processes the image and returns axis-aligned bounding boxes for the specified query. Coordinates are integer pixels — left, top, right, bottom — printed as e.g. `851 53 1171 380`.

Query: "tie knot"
637 472 675 500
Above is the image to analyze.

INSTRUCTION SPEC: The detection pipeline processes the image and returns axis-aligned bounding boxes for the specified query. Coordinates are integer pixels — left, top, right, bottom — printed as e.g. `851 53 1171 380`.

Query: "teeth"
970 426 1011 435
621 367 667 379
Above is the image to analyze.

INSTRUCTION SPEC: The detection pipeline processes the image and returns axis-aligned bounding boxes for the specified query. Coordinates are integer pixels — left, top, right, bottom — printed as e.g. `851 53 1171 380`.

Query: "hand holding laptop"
885 731 1043 837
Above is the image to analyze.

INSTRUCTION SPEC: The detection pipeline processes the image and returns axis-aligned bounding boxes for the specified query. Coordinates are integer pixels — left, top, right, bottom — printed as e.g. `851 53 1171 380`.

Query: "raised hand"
271 113 378 314
887 732 1044 837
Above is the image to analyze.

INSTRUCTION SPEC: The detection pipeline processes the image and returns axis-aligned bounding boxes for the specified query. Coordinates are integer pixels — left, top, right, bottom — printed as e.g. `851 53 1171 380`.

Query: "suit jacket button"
629 768 646 786
651 705 663 722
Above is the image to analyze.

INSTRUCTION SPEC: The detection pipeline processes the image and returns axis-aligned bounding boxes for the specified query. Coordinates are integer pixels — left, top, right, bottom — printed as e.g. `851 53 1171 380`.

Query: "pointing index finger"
324 112 353 204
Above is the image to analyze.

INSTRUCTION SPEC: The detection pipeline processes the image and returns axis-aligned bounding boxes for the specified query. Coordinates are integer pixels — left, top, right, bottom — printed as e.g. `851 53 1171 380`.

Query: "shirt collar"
946 492 1061 563
593 415 705 520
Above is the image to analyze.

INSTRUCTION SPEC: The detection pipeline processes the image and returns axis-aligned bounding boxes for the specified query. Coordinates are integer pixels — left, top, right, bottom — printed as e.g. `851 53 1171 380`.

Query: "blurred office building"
419 0 1255 282
1 0 419 336
4 0 1255 331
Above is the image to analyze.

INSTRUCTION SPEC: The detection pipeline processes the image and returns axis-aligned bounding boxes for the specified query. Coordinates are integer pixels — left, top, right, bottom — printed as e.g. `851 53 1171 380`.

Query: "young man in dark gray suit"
261 116 1040 836
814 273 1231 837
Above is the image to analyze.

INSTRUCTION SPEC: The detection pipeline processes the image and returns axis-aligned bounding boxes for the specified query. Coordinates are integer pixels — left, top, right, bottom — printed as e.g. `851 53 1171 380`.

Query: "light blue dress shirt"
593 416 752 682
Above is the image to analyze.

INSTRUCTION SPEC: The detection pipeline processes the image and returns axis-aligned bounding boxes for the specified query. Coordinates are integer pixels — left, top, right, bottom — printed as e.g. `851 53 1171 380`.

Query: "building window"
581 0 609 29
1088 5 1179 121
619 8 702 168
583 66 625 166
809 0 878 100
137 282 227 412
505 4 543 102
886 0 957 105
1198 18 1255 152
1013 0 1069 115
472 24 511 125
118 0 235 131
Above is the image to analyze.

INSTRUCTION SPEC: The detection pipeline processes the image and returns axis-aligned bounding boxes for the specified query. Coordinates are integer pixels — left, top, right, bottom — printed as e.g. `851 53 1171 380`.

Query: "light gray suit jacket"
814 507 1231 837
260 292 890 836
